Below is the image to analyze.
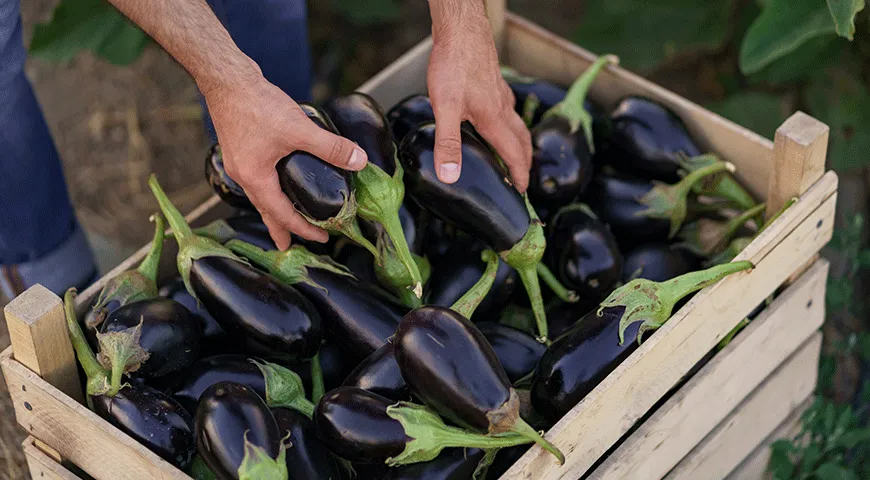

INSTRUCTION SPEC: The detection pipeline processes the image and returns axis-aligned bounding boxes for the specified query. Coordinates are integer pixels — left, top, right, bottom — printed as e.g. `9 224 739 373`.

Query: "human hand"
202 73 368 250
426 1 532 191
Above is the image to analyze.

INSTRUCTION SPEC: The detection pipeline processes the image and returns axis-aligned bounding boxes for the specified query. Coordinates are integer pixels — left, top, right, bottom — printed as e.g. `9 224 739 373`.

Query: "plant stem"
310 353 325 404
522 93 540 127
675 162 735 197
64 289 107 384
136 214 165 285
516 265 548 343
148 175 194 242
379 214 423 298
536 263 578 302
451 250 500 319
508 418 565 465
226 240 281 272
663 261 754 304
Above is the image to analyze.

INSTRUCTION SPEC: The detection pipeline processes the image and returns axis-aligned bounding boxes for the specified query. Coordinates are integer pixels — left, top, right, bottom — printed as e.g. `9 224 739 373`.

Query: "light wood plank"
666 334 822 480
23 437 82 480
588 259 828 480
485 0 507 52
724 399 812 480
501 174 836 480
5 285 83 404
503 13 776 201
357 37 433 110
766 112 830 218
1 348 188 480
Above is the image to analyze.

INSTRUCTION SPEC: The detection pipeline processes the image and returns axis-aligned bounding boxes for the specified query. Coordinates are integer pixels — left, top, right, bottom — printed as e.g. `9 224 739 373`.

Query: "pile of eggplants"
62 54 783 479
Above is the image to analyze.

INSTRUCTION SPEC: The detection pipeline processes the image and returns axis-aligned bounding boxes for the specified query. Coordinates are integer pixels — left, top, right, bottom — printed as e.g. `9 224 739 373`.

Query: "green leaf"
706 92 788 139
749 36 840 85
836 428 870 449
827 0 866 40
571 0 731 71
739 0 837 74
30 0 148 65
815 462 858 480
769 439 796 478
805 71 870 171
857 249 870 268
328 0 401 26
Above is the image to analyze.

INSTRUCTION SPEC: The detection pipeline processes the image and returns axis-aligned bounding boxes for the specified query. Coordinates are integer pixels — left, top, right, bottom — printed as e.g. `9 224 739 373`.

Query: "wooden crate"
1 3 837 479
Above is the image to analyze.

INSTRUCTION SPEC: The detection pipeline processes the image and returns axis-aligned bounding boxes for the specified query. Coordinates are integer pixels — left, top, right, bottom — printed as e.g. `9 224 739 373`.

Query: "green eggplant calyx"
237 432 290 480
227 239 353 292
85 270 156 330
472 448 500 480
676 202 766 258
602 260 754 346
551 202 599 224
373 231 424 308
499 65 536 84
187 455 218 480
521 93 540 127
543 54 618 152
451 249 501 319
637 161 736 239
137 214 165 287
385 402 560 467
310 352 325 404
189 219 238 244
354 157 423 298
149 175 247 301
306 190 381 260
536 263 579 303
252 360 315 419
717 318 750 351
64 289 112 397
680 153 758 214
706 237 752 267
96 320 150 397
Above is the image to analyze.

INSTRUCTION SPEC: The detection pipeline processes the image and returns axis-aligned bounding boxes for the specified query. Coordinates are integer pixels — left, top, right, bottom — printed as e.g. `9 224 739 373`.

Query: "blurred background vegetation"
2 0 870 478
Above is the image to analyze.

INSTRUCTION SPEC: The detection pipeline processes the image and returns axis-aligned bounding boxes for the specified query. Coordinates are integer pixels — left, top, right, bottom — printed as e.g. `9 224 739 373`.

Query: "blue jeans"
0 0 312 300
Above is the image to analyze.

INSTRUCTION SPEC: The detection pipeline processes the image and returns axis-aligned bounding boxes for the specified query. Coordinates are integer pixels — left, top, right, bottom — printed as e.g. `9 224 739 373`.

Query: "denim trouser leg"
0 0 96 300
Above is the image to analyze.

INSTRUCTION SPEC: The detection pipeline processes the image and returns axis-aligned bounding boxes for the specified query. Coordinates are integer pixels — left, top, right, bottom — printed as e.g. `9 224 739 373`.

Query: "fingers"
476 108 533 192
244 170 329 247
295 120 368 172
261 213 292 251
431 100 464 184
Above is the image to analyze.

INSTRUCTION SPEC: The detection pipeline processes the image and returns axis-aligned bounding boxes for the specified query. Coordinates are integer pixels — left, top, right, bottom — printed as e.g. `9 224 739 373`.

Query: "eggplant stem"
674 162 735 199
310 352 325 404
515 265 549 342
536 263 578 303
509 419 565 465
759 197 797 236
665 260 754 303
379 214 424 298
341 219 381 260
451 250 500 319
148 175 194 242
521 93 540 127
226 240 281 272
136 214 165 285
189 219 238 244
721 203 767 243
64 289 109 389
717 317 750 350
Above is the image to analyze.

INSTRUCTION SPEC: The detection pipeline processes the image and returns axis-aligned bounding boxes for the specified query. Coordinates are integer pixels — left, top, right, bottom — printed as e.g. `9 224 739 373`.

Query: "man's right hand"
202 73 368 250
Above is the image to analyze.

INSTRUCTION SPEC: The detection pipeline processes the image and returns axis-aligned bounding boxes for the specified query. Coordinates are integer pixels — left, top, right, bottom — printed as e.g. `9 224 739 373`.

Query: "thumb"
432 105 463 184
297 122 368 172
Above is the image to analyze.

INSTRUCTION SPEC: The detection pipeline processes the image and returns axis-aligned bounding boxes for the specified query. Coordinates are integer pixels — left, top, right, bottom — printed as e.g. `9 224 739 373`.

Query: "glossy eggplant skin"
272 407 342 480
545 300 596 340
324 92 397 175
400 123 531 252
196 382 281 480
601 96 701 183
190 256 323 360
276 103 351 221
382 448 486 480
476 322 546 384
585 172 669 248
509 79 567 125
528 116 594 208
531 306 641 423
222 215 277 251
621 243 701 283
394 306 513 432
159 277 231 356
387 94 435 146
342 342 409 401
418 215 455 261
91 385 195 469
545 207 623 302
293 268 405 360
314 387 410 464
205 143 254 210
332 243 379 286
100 298 200 378
426 237 517 320
172 355 266 414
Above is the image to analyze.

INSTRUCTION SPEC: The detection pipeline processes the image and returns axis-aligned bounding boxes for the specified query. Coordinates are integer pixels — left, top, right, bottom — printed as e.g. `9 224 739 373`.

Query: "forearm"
106 0 259 93
427 0 488 40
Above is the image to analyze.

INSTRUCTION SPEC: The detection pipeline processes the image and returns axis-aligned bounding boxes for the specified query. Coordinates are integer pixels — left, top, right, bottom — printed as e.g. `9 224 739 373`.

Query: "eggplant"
324 92 424 303
99 297 200 380
426 236 518 320
545 204 623 302
532 261 755 422
272 407 343 480
359 203 417 254
333 242 378 285
173 355 266 414
417 215 455 262
386 94 435 145
190 214 332 255
501 66 568 125
476 322 546 384
527 56 616 209
226 240 407 360
196 382 287 480
381 448 486 480
205 143 254 210
621 243 701 283
292 342 357 396
150 176 323 362
342 342 410 401
675 203 765 259
400 121 575 340
545 300 596 340
160 277 231 355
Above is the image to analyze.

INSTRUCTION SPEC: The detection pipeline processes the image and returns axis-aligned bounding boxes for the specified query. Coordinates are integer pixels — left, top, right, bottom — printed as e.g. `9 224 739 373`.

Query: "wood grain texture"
23 437 82 480
1 348 188 480
724 399 812 480
766 112 830 218
4 285 83 404
666 334 821 480
500 174 836 480
588 259 827 480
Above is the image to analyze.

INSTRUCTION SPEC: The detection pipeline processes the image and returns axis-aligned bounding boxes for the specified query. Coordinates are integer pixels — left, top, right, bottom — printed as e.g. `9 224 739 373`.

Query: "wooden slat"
22 437 82 480
502 13 775 200
666 334 822 480
724 399 812 480
1 348 188 480
5 285 83 404
501 174 836 480
485 0 507 51
766 112 829 218
356 37 433 111
588 259 828 480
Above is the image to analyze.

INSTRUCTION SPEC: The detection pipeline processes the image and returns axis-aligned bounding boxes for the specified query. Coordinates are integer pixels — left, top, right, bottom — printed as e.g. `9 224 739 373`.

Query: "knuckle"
437 135 463 156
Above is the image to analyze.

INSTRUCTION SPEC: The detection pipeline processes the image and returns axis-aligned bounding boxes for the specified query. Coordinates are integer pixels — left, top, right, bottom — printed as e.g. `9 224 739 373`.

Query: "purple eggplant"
381 448 486 480
621 243 701 283
342 342 410 401
173 355 266 414
272 407 343 480
160 277 231 356
476 322 546 384
386 94 435 145
205 143 254 210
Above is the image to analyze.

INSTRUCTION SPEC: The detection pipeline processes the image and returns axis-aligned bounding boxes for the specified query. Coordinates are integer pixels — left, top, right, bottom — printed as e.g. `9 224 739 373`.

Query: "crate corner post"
766 112 830 218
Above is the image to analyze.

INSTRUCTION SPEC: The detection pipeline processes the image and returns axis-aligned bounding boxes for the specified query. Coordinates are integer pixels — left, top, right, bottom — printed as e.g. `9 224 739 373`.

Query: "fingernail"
348 148 366 170
439 163 460 183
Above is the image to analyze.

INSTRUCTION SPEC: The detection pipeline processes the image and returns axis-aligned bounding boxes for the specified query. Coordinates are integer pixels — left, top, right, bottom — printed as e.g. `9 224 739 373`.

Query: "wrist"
195 55 263 99
429 0 489 41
